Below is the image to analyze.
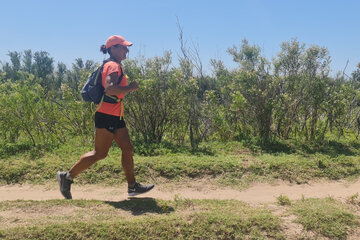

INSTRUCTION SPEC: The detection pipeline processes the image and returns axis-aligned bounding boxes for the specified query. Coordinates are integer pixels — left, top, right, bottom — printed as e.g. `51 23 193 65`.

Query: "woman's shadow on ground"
104 197 174 216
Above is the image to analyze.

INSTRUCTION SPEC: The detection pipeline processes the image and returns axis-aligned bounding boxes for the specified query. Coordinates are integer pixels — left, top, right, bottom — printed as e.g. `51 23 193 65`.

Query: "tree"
125 52 185 143
32 51 54 92
177 21 204 148
4 51 22 80
272 39 305 139
228 39 262 72
55 62 67 95
22 49 33 73
301 45 331 140
65 58 89 99
228 39 275 141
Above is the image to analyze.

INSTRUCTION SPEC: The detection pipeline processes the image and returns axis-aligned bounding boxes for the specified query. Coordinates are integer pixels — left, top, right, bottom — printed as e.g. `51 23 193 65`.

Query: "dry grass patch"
292 197 359 239
0 198 285 240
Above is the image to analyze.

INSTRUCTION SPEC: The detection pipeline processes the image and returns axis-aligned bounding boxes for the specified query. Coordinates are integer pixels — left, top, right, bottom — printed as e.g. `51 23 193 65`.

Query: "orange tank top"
96 61 128 117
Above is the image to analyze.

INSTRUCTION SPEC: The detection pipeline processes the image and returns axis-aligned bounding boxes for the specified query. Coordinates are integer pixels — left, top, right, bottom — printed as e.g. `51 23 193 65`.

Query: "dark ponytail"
100 44 109 54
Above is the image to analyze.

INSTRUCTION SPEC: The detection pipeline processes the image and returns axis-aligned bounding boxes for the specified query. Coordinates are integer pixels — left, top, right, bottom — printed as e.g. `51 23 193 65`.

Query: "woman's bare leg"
114 127 135 186
69 128 114 178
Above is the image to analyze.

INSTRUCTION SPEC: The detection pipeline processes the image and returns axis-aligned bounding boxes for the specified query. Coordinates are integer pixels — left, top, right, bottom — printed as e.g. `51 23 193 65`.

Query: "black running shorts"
95 112 126 134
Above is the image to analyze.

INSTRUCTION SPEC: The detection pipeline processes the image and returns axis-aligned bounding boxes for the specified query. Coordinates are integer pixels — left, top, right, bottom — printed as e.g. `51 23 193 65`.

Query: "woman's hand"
104 73 139 95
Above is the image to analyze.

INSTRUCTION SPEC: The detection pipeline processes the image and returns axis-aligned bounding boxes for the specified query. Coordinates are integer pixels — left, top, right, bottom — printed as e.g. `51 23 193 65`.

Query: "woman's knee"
94 151 108 160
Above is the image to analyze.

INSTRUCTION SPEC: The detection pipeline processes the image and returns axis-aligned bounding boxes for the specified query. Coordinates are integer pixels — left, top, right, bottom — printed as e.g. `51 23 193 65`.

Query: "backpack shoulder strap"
117 66 125 85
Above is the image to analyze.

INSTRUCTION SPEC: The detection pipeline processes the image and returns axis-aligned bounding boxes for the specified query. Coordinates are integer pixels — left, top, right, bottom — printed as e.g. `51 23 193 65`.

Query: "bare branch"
190 41 204 78
176 16 189 60
342 59 350 79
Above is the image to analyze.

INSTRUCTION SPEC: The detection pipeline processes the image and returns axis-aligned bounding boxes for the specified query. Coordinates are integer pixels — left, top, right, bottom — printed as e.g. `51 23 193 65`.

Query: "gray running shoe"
57 171 73 199
128 182 154 196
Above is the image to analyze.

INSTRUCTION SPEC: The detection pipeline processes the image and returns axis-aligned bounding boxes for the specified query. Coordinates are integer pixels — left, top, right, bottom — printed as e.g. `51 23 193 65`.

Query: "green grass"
276 195 291 206
0 199 285 240
2 197 359 239
292 197 359 239
1 138 360 187
1 137 360 239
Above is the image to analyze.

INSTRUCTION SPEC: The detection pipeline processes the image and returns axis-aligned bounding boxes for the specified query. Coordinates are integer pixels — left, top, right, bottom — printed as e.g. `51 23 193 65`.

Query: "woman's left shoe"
128 182 154 196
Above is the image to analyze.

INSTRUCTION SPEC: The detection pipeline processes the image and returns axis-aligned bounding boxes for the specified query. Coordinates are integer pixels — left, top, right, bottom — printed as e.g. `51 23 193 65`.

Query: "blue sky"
1 0 359 76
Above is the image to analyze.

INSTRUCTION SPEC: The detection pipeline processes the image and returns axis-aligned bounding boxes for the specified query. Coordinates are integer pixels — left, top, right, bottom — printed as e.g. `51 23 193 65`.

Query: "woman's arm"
104 72 139 95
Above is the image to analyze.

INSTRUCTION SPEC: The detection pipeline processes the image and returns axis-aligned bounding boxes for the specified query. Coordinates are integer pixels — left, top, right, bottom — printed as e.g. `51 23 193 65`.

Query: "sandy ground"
1 178 359 204
1 179 360 239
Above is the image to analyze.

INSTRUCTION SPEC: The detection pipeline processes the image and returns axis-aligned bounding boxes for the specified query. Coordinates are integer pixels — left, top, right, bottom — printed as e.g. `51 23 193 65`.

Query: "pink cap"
105 35 133 48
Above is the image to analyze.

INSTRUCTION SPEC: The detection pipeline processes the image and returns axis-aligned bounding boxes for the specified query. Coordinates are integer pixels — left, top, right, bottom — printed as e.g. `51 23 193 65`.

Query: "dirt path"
1 178 360 204
2 179 360 239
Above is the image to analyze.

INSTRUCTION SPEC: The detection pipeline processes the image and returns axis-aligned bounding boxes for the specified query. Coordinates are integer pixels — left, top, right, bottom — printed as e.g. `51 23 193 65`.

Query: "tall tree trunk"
310 107 318 141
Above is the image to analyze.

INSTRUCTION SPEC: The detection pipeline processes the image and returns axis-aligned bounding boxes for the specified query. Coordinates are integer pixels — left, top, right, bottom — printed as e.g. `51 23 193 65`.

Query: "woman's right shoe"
56 171 73 199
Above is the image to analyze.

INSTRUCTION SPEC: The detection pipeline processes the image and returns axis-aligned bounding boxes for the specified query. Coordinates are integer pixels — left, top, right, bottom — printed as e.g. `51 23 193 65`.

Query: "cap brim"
123 40 133 46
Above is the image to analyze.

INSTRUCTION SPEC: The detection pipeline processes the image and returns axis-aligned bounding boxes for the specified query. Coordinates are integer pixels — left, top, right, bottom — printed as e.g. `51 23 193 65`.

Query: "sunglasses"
113 44 128 51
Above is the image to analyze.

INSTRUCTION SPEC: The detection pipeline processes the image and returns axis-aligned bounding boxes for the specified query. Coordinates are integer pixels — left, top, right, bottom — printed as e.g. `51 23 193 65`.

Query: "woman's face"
110 44 129 61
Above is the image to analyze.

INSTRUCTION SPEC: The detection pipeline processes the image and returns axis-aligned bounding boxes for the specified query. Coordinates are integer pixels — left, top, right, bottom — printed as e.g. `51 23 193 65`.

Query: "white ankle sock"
65 172 73 181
